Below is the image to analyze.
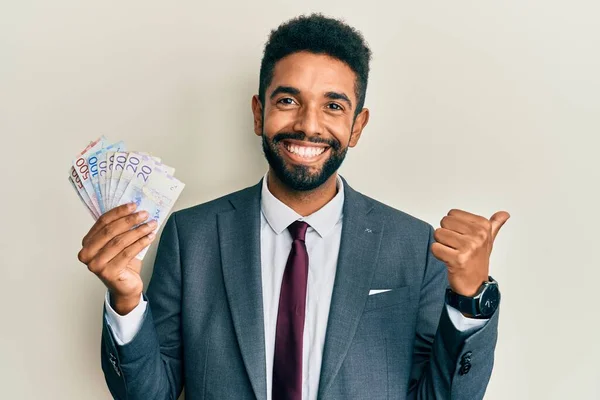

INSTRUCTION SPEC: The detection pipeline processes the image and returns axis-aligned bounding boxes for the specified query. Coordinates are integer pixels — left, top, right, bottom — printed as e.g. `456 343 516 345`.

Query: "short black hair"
258 13 372 117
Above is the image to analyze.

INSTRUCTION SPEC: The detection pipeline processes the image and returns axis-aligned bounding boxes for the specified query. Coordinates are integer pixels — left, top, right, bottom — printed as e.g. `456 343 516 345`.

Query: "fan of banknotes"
68 136 185 259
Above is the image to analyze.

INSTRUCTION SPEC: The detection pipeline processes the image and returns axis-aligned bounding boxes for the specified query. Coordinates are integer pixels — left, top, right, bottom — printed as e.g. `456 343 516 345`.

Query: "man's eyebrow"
269 86 300 99
325 91 353 109
269 86 353 109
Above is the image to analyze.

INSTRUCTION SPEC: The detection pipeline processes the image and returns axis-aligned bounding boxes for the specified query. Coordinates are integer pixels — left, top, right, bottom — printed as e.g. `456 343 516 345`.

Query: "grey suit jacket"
101 177 499 399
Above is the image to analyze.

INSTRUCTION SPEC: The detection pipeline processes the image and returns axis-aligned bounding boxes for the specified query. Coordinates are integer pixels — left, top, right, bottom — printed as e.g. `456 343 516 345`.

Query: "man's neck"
266 169 339 217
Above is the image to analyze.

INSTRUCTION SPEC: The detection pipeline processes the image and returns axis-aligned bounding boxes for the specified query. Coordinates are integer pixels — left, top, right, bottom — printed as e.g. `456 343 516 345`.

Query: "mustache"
271 132 341 151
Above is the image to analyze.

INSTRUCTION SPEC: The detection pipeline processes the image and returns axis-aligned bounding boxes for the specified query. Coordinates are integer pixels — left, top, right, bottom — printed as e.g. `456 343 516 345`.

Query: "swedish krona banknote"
69 137 185 260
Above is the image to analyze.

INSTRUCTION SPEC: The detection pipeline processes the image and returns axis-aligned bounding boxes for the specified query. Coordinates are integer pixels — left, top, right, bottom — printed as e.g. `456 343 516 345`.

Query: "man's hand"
431 209 510 297
77 202 157 315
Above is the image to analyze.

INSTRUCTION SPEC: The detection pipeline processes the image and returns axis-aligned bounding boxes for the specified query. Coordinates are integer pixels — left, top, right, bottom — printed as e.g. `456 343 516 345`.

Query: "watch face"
479 284 500 316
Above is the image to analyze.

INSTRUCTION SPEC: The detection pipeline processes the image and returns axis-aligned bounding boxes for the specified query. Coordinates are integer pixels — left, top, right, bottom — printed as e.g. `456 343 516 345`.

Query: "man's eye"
278 98 296 105
327 103 343 111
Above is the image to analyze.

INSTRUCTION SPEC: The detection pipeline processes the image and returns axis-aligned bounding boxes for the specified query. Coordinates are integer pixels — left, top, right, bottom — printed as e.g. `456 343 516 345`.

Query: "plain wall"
1 1 598 399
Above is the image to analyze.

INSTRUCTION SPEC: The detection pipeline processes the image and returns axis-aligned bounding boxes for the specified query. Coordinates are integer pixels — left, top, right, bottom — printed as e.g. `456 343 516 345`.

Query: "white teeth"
285 144 326 158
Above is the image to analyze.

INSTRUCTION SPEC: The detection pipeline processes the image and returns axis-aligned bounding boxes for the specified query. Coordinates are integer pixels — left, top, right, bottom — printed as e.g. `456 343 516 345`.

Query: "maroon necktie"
273 220 310 400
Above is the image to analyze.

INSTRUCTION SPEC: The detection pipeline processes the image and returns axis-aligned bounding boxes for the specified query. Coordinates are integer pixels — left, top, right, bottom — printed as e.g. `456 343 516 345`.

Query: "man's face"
252 51 369 191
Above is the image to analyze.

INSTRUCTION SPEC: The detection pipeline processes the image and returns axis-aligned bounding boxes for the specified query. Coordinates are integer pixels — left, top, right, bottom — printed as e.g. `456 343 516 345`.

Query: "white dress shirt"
105 172 487 400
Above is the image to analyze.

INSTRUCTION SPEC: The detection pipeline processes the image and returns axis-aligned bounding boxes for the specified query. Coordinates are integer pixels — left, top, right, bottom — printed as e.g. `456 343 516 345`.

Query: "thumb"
490 211 510 241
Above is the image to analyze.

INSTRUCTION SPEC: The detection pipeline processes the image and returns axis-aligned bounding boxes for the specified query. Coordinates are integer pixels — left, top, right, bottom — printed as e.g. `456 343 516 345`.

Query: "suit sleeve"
100 213 184 400
407 224 500 400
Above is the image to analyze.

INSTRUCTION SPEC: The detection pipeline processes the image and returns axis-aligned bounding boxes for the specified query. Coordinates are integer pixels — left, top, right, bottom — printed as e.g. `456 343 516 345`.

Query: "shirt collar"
260 171 345 238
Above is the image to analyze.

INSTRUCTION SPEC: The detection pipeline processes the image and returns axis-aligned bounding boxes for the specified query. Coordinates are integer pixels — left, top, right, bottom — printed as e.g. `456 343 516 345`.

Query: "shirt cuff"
445 304 489 333
104 291 147 346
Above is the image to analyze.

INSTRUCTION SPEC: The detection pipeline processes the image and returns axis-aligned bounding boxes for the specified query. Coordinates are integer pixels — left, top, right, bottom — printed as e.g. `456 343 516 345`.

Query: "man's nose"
292 104 322 137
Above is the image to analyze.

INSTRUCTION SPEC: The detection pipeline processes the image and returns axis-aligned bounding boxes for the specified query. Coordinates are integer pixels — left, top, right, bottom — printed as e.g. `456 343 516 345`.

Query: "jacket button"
459 363 471 376
459 351 472 376
108 353 121 376
461 351 472 363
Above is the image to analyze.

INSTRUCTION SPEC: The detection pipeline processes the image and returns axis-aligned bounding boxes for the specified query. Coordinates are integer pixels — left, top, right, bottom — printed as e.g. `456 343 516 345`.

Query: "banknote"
68 176 97 220
68 138 185 260
110 152 145 210
111 153 175 209
114 162 173 206
99 151 118 211
70 137 106 217
131 172 185 259
69 174 99 219
72 136 107 215
88 141 126 214
107 151 128 209
104 151 117 211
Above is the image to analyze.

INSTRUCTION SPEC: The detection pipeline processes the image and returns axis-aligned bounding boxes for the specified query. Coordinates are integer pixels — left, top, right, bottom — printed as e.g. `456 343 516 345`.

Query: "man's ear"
348 107 370 148
251 95 263 136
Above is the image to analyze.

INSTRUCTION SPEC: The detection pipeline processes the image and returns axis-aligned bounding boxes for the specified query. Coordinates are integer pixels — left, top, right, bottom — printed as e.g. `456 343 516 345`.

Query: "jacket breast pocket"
363 285 411 313
355 285 413 341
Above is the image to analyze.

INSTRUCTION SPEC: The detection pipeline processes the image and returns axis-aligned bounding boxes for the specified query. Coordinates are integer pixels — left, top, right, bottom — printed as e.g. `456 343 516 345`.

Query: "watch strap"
445 288 479 317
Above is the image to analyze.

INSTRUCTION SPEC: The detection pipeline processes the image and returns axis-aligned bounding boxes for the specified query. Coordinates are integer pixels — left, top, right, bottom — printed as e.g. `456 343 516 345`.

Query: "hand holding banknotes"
78 203 156 314
69 136 185 314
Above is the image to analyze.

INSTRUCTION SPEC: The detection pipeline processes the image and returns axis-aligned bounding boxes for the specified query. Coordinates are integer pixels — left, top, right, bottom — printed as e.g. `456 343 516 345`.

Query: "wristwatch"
445 276 500 319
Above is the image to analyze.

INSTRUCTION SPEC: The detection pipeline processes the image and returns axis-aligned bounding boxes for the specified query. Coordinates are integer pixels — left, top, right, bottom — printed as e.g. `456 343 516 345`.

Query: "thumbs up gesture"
431 209 510 297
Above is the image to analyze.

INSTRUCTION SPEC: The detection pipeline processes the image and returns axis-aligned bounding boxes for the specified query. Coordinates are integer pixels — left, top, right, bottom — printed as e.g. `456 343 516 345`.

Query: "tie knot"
288 220 309 242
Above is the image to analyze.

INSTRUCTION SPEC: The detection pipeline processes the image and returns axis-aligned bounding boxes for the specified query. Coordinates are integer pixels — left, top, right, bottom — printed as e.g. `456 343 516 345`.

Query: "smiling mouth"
281 140 330 162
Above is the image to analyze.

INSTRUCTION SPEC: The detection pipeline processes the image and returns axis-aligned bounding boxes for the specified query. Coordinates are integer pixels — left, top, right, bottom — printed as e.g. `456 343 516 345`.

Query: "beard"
261 131 349 191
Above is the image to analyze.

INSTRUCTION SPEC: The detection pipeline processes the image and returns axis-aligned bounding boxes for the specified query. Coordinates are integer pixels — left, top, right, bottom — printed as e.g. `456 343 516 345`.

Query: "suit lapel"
318 178 385 398
218 180 267 400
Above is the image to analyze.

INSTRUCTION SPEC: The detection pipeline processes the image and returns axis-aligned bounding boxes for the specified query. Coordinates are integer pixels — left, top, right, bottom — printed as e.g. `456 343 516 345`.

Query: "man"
78 14 509 400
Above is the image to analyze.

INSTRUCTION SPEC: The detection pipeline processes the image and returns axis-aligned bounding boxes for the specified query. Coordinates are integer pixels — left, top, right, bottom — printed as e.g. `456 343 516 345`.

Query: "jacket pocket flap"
363 285 410 312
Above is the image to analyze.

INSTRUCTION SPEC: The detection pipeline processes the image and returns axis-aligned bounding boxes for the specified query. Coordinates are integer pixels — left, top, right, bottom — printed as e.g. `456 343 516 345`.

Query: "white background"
1 1 598 399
